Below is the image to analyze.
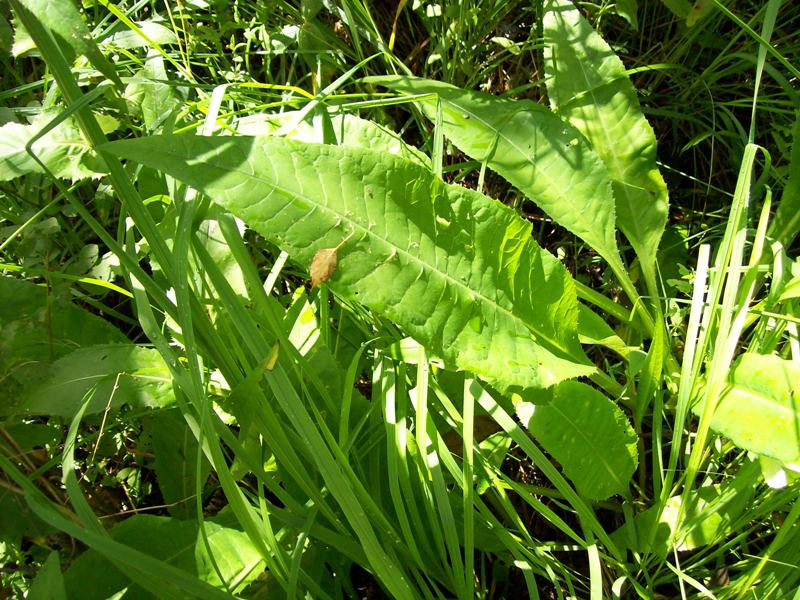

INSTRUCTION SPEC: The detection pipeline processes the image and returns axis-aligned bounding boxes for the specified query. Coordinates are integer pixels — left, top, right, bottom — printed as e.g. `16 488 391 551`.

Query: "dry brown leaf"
309 230 355 288
310 247 339 288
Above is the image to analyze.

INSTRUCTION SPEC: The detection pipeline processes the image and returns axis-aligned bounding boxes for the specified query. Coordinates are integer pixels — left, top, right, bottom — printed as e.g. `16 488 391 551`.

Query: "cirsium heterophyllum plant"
2 0 799 597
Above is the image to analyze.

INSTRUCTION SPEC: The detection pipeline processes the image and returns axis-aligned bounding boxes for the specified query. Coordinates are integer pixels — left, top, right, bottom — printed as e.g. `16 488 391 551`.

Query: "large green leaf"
516 381 638 499
543 0 668 269
368 76 626 276
63 514 264 599
0 485 56 541
693 353 800 464
103 134 593 390
28 551 67 600
237 111 429 167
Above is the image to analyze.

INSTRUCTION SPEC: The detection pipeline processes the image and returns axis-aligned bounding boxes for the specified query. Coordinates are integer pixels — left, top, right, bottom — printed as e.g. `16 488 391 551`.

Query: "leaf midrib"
549 6 661 256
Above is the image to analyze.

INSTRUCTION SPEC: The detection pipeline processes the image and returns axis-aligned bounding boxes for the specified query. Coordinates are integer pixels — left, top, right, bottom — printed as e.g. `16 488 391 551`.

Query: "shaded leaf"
659 0 692 18
517 381 638 499
27 551 67 600
143 409 210 519
686 0 716 27
0 486 56 541
769 110 800 248
12 0 122 88
0 276 127 402
63 515 264 599
2 344 175 417
543 0 668 269
103 134 593 391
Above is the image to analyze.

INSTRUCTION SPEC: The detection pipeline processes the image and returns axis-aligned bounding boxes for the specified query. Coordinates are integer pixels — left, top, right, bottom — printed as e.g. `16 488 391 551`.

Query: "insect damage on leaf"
309 230 355 288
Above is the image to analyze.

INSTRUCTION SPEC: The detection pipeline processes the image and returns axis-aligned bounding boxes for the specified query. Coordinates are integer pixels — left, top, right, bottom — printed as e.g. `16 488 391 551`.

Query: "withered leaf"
310 247 338 288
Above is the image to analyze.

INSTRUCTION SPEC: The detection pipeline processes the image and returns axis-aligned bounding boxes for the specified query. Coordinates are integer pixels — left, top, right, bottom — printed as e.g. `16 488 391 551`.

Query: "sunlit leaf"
368 75 626 275
0 111 103 181
543 0 668 270
612 459 759 555
516 381 638 499
694 353 800 464
103 134 594 391
237 111 429 166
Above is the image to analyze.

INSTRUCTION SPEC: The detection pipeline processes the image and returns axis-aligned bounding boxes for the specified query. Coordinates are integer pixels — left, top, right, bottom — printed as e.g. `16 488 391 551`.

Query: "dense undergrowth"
1 1 799 598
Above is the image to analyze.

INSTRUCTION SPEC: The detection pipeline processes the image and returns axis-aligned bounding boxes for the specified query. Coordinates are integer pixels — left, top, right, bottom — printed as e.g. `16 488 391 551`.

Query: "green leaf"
156 206 249 298
367 76 625 276
577 304 632 359
143 409 210 519
63 515 264 599
0 8 13 54
0 110 102 181
474 432 513 495
103 134 594 390
0 422 61 453
0 276 127 401
659 0 692 19
28 551 67 600
0 277 126 351
543 0 668 269
0 485 56 541
516 381 638 499
686 0 716 27
237 111 429 166
612 459 759 555
615 0 639 30
124 54 183 131
102 19 178 50
11 0 122 89
693 353 800 464
2 344 175 417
